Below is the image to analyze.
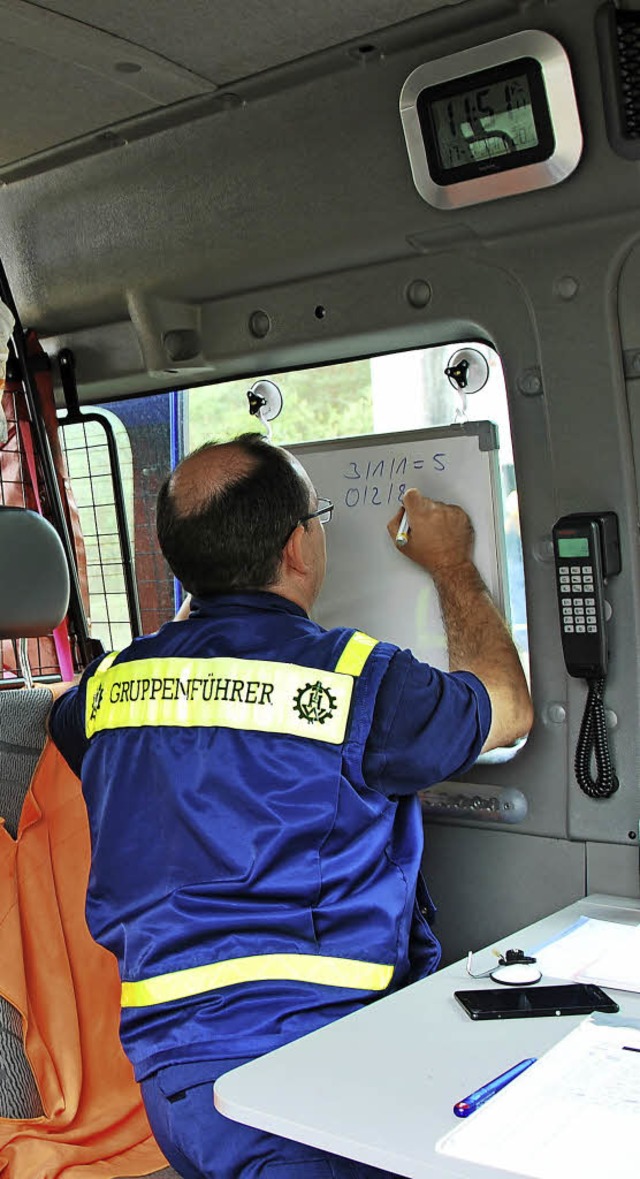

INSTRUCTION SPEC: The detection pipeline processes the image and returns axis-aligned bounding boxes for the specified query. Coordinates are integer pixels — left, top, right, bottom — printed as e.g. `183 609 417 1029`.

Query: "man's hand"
387 489 474 578
49 677 80 699
388 489 533 752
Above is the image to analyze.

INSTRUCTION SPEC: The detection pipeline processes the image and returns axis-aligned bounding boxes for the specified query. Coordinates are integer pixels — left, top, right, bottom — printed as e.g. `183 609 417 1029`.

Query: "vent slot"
613 10 640 137
597 2 640 157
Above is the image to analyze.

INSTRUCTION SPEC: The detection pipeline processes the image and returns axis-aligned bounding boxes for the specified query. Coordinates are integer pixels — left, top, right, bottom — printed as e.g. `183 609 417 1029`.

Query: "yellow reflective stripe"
85 656 354 744
334 631 378 676
95 650 119 675
121 953 394 1007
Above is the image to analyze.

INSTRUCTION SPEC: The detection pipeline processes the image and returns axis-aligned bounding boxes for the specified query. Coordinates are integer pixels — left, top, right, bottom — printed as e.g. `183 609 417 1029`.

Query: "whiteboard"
292 423 507 670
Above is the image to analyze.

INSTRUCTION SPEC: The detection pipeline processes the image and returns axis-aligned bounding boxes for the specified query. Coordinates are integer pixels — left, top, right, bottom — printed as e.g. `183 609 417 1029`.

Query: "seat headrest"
0 509 70 638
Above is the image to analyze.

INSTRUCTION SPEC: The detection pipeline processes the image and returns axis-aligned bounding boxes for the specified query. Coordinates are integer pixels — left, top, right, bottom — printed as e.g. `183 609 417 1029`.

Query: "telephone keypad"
557 562 599 637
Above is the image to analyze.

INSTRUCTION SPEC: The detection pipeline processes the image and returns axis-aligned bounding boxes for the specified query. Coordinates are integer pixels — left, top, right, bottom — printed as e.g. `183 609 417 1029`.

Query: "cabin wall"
0 0 639 961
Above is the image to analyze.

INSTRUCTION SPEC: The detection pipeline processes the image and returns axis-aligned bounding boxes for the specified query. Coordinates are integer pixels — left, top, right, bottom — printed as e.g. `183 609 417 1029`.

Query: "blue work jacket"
51 592 488 1079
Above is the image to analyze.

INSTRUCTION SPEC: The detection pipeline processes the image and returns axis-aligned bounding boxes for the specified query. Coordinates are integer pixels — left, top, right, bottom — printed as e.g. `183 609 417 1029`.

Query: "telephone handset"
552 513 621 678
552 513 621 798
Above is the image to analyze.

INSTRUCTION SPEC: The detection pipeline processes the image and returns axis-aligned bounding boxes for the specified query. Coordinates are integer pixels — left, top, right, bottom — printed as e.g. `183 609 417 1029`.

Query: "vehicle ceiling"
0 0 514 180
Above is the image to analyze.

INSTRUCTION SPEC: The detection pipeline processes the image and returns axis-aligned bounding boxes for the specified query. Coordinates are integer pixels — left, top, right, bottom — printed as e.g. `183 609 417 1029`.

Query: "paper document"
531 916 640 993
437 1015 640 1179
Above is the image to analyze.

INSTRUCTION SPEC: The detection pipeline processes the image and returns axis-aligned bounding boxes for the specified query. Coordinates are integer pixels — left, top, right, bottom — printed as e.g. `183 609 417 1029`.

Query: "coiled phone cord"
574 676 619 798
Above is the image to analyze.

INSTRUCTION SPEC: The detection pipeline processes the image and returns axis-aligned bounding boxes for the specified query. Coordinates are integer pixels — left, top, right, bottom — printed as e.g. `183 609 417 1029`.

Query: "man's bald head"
167 441 255 519
157 434 312 596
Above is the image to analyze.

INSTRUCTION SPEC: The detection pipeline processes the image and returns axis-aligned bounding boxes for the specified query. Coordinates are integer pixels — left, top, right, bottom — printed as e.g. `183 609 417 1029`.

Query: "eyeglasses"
283 498 334 545
299 498 334 526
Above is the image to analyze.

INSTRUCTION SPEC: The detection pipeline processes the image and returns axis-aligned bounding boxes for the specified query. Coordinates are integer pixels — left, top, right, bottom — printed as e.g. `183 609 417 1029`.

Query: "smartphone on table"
454 983 619 1021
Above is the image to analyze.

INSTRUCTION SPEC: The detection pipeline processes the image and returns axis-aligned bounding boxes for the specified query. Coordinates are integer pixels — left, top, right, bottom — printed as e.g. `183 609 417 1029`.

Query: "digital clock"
400 31 582 209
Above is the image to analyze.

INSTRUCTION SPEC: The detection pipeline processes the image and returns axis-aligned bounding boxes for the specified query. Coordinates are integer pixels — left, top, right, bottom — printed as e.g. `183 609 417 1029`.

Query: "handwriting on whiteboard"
342 451 447 508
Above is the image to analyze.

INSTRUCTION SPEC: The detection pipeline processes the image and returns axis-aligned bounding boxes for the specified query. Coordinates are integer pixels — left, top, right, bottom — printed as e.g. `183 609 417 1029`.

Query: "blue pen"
453 1057 537 1118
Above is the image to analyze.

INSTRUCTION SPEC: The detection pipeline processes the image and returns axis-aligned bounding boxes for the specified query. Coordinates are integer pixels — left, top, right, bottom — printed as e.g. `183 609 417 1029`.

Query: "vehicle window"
66 342 528 685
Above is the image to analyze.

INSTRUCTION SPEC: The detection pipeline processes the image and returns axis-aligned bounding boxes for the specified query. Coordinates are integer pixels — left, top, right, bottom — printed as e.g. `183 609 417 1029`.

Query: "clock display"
430 74 538 170
416 56 556 186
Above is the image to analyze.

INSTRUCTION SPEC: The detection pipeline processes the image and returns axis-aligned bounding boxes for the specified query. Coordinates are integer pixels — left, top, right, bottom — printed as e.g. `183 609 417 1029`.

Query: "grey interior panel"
586 841 640 901
423 824 586 966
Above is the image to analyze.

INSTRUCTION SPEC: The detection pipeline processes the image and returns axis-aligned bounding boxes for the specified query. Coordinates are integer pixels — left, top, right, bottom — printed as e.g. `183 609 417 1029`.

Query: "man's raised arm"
388 489 533 752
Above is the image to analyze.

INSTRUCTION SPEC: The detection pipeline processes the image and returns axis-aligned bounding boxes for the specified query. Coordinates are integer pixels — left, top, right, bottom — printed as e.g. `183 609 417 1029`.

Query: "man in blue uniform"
49 433 532 1179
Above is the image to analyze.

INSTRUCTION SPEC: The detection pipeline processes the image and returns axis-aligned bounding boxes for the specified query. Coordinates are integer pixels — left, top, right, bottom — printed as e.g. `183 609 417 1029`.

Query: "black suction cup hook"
497 949 538 967
247 389 267 416
445 348 490 393
466 945 542 985
246 379 283 440
445 358 470 390
491 948 541 986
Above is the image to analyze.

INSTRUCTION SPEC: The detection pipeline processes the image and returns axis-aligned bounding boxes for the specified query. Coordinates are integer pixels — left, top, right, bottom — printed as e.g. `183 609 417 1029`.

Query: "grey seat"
0 508 180 1178
0 506 70 646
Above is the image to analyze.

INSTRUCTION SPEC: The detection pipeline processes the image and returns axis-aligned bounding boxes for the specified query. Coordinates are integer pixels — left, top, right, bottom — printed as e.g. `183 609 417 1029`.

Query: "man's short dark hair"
156 433 311 595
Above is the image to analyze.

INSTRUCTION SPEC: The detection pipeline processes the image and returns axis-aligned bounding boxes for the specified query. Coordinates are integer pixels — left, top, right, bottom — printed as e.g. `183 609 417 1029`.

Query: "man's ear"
282 524 309 576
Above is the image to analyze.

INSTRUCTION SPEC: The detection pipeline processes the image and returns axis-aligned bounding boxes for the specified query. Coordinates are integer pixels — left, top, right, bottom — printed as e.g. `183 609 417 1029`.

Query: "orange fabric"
0 736 168 1178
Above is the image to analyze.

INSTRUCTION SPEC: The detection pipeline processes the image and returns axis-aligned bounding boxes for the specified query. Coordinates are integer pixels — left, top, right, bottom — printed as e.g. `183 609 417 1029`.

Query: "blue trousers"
141 1059 403 1179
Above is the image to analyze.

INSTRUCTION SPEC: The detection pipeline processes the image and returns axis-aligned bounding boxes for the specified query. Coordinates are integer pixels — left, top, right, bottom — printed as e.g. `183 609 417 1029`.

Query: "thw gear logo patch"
89 683 104 722
293 681 338 725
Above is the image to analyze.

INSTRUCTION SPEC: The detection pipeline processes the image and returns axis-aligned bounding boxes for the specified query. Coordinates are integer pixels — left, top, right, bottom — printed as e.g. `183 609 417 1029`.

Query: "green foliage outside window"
185 361 373 450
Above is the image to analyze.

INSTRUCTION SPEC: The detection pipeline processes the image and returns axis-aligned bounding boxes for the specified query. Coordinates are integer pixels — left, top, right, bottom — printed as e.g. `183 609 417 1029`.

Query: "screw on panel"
163 329 201 362
517 368 543 396
545 703 567 725
249 310 271 339
533 536 554 563
554 275 580 300
405 280 432 309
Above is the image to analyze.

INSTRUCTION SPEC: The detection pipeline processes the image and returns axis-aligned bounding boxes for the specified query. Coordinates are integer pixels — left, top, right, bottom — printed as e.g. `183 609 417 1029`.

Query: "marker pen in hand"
395 510 410 547
453 1057 537 1118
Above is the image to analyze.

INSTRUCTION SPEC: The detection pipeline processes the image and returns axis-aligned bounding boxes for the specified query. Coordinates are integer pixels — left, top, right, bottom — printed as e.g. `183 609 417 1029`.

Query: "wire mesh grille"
93 396 176 636
59 417 134 653
0 394 27 507
615 11 640 139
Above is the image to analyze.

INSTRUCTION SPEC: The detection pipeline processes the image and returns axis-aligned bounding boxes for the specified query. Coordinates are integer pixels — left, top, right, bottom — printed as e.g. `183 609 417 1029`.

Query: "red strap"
18 418 74 680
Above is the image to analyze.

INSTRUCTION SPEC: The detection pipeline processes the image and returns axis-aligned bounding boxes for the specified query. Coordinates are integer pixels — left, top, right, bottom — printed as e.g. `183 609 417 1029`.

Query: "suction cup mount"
247 379 283 439
445 348 490 394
